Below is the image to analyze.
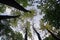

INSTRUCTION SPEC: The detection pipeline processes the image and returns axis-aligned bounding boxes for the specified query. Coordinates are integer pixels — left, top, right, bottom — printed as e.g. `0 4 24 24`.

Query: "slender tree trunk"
46 28 60 40
0 15 20 20
24 28 28 40
33 27 41 40
0 0 30 12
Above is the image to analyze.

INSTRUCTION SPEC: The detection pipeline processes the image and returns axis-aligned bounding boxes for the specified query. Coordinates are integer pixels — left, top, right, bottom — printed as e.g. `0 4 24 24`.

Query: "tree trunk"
0 15 20 20
46 28 60 40
33 27 41 40
0 0 30 12
24 28 28 40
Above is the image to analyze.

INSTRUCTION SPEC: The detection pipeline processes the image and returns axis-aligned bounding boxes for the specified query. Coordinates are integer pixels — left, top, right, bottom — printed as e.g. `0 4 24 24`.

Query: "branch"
0 15 20 20
46 28 60 40
0 0 31 12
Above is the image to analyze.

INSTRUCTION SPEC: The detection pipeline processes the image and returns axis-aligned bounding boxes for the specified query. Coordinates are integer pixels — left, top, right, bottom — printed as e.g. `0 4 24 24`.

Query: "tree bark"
24 28 28 40
46 28 60 40
0 15 20 20
0 0 31 12
33 27 41 40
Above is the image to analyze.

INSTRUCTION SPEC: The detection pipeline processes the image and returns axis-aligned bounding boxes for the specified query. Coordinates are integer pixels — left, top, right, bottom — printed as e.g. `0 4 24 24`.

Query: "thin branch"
0 15 20 20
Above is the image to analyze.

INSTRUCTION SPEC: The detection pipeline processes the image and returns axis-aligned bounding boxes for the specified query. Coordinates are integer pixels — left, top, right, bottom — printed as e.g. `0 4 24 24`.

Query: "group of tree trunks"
0 0 60 40
32 27 60 40
24 24 60 40
0 0 31 20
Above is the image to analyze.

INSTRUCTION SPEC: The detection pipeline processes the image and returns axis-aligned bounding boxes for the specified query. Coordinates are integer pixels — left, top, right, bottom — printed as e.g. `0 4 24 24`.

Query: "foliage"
11 32 23 40
0 20 23 40
43 35 55 40
25 21 32 38
0 3 6 13
40 19 52 30
40 0 60 29
16 0 28 7
21 10 35 20
40 19 60 40
10 18 19 27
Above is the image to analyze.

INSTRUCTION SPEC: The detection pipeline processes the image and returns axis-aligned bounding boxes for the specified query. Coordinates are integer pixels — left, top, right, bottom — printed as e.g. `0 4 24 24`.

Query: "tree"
0 15 20 20
40 0 60 29
24 28 28 40
0 18 24 40
0 0 31 12
40 19 60 40
32 24 41 40
46 28 60 40
24 21 32 40
0 0 35 40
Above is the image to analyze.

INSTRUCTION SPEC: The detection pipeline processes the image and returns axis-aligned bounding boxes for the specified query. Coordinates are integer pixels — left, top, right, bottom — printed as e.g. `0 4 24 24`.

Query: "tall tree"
0 15 20 20
0 0 31 12
24 28 28 40
32 24 41 40
24 21 32 40
40 20 60 40
46 28 60 40
0 19 23 40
